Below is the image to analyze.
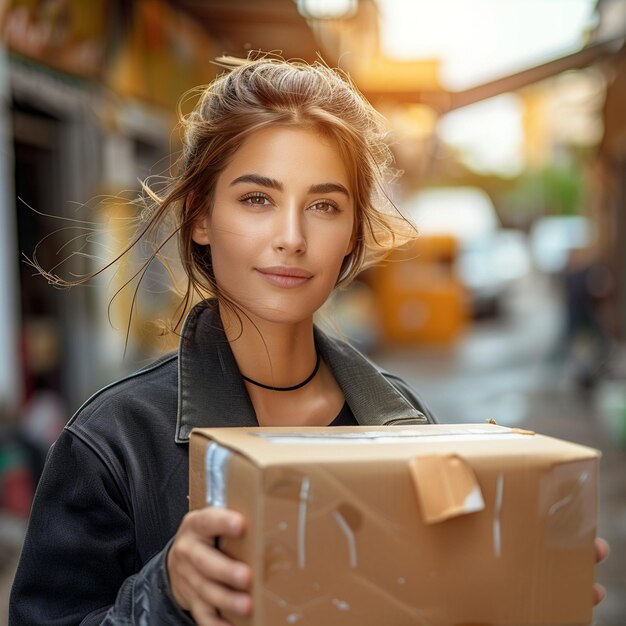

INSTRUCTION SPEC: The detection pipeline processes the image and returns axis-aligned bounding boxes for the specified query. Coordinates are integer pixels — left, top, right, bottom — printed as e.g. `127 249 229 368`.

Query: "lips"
256 266 313 288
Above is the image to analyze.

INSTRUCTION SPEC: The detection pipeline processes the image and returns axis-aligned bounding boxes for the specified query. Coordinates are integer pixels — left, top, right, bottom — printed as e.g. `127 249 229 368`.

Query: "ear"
191 214 211 246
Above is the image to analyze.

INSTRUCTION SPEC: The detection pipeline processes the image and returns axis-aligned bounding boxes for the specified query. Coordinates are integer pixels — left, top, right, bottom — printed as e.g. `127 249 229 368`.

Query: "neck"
218 302 317 390
217 301 345 427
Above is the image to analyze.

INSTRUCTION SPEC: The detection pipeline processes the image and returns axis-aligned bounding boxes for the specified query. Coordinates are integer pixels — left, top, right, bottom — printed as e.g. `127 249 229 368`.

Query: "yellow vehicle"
370 235 469 345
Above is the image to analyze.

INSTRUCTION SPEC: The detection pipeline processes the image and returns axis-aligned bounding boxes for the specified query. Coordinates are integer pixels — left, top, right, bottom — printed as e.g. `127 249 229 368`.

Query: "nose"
272 206 306 255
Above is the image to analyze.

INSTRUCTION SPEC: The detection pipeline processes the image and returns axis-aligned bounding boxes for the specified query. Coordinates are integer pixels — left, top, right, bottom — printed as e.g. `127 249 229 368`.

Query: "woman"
9 57 607 625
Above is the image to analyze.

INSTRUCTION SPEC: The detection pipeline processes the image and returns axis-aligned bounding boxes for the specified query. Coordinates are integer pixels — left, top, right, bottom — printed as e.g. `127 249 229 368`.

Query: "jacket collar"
175 300 422 443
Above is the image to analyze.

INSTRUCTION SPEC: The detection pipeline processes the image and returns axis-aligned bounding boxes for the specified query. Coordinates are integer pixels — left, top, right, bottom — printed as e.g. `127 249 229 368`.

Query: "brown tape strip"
409 454 485 524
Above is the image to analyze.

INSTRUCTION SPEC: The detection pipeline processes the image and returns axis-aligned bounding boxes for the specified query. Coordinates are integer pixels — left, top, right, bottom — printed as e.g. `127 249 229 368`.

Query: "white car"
403 186 531 316
528 215 593 274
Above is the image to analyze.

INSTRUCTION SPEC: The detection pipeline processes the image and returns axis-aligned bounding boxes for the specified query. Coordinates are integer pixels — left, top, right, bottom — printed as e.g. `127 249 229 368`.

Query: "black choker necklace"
241 350 321 391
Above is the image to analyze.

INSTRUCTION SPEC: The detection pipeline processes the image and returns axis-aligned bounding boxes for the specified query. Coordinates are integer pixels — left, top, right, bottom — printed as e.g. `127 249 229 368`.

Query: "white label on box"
250 431 528 444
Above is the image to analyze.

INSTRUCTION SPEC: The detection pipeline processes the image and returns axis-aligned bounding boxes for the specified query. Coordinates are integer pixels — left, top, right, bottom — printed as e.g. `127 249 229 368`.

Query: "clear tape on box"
205 442 232 508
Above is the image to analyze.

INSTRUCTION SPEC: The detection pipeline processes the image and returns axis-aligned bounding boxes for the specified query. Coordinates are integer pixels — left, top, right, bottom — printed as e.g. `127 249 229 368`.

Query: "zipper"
383 413 429 426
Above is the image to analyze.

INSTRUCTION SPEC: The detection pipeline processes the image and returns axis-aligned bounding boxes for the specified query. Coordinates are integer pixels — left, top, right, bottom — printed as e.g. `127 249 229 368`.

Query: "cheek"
206 227 239 279
319 231 354 275
208 219 261 280
338 218 357 256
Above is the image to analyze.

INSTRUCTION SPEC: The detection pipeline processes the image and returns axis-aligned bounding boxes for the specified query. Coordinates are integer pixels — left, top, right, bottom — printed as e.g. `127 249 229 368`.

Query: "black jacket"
10 301 436 625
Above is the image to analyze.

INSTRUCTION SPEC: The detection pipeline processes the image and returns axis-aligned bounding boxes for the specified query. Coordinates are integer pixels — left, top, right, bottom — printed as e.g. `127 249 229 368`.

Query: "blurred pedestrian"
555 246 614 390
18 373 66 485
0 435 33 520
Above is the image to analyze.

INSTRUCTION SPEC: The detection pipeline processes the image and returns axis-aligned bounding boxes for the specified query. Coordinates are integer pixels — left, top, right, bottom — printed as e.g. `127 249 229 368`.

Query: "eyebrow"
230 174 350 198
230 174 282 191
309 182 350 198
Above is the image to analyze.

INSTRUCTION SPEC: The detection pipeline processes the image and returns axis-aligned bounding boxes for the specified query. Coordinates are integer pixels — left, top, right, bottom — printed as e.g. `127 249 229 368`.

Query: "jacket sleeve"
9 430 194 626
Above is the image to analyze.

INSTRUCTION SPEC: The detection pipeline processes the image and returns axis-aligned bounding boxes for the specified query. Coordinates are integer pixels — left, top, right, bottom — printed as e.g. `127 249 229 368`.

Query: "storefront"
0 0 217 413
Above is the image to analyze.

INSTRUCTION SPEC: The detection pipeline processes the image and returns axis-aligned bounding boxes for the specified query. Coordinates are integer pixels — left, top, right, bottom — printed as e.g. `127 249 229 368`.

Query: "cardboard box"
189 424 600 626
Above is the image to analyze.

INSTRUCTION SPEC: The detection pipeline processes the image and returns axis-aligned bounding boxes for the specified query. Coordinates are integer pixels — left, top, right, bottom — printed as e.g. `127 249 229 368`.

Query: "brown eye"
240 192 272 207
309 200 339 214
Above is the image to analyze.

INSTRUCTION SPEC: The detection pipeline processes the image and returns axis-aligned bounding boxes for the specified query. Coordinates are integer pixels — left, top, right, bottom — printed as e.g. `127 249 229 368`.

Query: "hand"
593 537 610 606
167 507 253 626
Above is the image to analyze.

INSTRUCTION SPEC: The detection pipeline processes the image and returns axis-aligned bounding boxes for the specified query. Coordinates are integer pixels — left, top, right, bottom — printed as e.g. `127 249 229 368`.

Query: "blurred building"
1 0 626 416
0 0 341 415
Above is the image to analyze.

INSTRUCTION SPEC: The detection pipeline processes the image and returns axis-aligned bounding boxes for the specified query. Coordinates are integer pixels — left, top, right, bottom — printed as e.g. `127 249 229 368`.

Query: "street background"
1 1 626 624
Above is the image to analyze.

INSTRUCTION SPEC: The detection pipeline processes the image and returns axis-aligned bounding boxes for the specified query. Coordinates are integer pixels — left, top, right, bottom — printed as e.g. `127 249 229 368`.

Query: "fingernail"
594 583 607 606
235 565 248 585
236 596 250 614
229 516 243 533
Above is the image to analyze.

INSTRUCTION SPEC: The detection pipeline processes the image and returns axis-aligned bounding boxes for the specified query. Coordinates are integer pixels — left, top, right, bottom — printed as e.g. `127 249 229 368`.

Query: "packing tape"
205 442 232 508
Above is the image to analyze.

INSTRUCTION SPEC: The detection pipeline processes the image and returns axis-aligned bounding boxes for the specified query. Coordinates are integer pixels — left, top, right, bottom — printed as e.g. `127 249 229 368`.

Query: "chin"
237 293 328 326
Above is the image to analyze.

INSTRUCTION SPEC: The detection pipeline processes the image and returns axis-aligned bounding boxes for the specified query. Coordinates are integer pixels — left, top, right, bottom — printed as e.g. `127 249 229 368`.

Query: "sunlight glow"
376 0 597 176
378 0 597 90
437 94 525 177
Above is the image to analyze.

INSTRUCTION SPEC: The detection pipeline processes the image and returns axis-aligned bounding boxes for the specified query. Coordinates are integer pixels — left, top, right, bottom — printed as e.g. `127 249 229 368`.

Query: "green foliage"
500 162 584 221
413 151 587 228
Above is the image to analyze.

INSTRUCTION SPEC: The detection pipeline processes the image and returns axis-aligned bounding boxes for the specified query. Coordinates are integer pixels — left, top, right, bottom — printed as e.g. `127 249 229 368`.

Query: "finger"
190 600 235 626
187 507 246 540
593 582 607 606
199 579 253 617
180 567 247 623
197 507 245 537
191 544 252 590
594 537 610 564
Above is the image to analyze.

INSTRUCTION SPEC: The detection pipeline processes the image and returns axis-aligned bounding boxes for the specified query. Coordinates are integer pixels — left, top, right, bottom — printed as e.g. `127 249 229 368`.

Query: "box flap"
190 423 599 468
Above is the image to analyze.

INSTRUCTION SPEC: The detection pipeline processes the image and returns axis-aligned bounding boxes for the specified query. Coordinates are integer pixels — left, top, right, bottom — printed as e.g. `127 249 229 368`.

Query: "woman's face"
193 126 356 326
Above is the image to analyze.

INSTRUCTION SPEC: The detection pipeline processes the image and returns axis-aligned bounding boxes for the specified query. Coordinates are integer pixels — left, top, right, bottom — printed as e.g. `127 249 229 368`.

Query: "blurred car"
402 186 531 317
528 215 593 274
457 228 531 317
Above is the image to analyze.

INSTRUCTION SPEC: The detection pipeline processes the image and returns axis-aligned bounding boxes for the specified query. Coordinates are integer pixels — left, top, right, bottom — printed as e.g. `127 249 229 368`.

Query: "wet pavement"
374 273 626 625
